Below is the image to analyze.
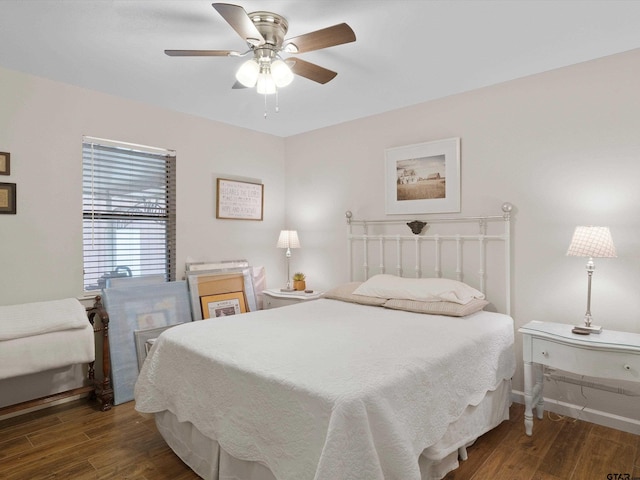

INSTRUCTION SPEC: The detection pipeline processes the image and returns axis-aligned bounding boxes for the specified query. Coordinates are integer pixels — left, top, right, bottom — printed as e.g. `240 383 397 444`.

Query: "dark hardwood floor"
0 399 638 479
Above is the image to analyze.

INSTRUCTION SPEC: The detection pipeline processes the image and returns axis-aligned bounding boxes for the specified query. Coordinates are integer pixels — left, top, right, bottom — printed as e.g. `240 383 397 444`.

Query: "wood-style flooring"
0 399 638 479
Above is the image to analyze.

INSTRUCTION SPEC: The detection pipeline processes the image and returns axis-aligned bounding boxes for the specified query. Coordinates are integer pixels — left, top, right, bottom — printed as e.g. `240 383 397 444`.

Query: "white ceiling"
0 1 639 137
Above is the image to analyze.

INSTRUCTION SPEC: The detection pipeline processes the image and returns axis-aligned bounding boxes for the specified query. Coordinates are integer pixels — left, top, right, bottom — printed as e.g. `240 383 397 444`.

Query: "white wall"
2 47 640 425
0 66 286 305
284 48 640 423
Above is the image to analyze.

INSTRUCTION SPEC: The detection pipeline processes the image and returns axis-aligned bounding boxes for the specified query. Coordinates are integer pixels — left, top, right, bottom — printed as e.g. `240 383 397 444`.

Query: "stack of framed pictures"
102 280 192 404
185 260 259 321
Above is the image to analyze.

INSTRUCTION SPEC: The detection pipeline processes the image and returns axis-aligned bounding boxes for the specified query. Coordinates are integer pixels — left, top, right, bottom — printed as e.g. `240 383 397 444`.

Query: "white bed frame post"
502 202 513 316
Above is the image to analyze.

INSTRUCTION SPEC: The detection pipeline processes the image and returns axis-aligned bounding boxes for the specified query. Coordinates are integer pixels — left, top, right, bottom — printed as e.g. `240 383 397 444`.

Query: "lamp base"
575 323 602 334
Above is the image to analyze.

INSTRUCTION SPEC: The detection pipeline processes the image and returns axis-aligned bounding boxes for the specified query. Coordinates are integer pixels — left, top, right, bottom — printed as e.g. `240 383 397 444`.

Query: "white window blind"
82 139 176 291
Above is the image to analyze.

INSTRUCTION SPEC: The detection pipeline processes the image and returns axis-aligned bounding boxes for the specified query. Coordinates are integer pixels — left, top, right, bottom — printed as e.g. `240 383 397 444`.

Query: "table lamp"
277 230 300 292
566 226 616 333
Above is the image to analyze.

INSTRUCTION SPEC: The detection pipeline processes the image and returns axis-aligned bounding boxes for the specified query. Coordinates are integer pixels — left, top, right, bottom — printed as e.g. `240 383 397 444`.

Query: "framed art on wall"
216 178 264 220
384 137 460 215
0 182 16 214
0 152 9 175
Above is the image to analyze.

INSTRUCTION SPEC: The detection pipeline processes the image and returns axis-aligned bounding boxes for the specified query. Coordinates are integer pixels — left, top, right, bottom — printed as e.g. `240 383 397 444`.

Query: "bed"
135 204 516 480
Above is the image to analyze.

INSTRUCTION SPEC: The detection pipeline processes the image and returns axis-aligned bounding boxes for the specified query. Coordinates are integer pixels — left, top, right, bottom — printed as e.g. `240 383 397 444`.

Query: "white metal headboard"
346 203 513 315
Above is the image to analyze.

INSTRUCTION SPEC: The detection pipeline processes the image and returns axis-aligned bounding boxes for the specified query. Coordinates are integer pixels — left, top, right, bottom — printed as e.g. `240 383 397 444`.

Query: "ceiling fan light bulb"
257 73 276 94
236 59 259 87
271 59 293 87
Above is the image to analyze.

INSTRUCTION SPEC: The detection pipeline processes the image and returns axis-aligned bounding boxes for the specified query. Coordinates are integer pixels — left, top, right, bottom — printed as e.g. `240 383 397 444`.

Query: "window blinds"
82 140 176 291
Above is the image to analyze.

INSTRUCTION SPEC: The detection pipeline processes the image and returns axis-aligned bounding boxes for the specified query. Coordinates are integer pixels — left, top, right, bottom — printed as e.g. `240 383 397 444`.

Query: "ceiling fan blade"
283 23 356 54
164 49 238 57
232 80 247 89
289 58 337 84
212 3 265 46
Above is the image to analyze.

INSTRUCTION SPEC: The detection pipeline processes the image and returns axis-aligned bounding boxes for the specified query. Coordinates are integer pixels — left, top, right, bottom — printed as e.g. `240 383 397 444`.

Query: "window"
82 137 176 291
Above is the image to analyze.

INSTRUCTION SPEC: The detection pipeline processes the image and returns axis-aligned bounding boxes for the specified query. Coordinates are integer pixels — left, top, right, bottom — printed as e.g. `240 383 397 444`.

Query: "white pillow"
352 274 485 305
322 282 387 306
383 298 489 316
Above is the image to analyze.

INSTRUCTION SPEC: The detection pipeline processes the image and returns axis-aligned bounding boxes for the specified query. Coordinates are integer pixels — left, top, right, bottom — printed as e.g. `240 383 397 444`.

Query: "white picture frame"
134 324 183 371
384 137 460 215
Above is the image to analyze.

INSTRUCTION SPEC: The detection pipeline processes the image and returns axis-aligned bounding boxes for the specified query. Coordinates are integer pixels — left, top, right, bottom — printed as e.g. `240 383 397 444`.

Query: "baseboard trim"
511 390 640 435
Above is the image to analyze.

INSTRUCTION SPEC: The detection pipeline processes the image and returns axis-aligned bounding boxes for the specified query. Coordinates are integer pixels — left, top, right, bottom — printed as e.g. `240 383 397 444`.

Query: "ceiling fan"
165 3 356 94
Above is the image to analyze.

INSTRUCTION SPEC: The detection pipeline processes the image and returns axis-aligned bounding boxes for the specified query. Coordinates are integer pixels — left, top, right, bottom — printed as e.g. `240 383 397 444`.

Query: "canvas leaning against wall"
103 281 192 405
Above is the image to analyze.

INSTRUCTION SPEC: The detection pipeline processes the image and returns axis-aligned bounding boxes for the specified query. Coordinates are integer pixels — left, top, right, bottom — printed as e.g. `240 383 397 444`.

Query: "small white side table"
262 289 324 309
519 321 640 436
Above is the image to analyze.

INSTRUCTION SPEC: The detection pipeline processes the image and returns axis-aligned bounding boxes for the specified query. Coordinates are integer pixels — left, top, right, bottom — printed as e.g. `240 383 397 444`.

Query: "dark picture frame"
216 178 264 221
0 182 16 214
0 152 9 176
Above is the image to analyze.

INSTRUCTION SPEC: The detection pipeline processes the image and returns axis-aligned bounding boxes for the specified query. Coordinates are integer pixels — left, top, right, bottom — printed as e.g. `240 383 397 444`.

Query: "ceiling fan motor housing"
248 11 288 48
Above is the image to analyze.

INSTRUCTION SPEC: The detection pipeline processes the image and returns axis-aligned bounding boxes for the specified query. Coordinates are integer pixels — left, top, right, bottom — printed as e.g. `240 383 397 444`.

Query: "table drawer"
263 296 298 309
531 338 640 382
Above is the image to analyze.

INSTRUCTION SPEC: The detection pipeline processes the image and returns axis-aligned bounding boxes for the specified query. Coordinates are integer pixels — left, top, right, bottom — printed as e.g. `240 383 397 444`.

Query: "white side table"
519 321 640 436
262 289 324 309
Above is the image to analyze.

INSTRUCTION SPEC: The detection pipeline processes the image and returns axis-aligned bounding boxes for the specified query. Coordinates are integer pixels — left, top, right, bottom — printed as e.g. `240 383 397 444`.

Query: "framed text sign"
216 178 264 221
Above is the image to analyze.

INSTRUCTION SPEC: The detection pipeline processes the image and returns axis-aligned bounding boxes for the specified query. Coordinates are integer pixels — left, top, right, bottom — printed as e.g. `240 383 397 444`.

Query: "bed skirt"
154 379 511 480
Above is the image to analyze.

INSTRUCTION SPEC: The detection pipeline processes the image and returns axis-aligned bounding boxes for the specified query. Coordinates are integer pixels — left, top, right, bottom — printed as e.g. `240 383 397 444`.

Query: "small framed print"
216 178 264 221
0 182 16 214
200 291 247 319
0 152 9 175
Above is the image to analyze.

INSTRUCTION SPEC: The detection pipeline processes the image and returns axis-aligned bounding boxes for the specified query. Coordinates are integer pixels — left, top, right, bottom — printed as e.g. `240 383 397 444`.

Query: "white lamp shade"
277 230 300 249
271 60 294 87
256 72 276 95
236 59 259 87
566 226 617 258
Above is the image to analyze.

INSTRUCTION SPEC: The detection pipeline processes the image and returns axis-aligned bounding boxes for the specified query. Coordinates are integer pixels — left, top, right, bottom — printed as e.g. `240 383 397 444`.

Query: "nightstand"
519 321 640 436
262 289 324 309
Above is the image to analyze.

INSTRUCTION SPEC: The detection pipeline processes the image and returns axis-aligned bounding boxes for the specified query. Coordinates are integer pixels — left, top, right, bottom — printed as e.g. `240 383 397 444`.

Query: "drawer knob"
541 350 548 357
624 364 631 371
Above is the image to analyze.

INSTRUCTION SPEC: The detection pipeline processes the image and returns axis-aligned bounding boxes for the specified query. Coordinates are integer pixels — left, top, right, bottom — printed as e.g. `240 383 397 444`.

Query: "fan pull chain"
262 88 280 119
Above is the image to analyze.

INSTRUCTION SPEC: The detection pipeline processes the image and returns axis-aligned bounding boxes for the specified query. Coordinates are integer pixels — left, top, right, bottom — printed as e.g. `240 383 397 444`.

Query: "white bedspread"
135 299 515 480
0 298 88 341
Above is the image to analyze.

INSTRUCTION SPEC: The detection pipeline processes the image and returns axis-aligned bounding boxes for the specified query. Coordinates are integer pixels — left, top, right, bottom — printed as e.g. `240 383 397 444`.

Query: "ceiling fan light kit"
165 3 356 115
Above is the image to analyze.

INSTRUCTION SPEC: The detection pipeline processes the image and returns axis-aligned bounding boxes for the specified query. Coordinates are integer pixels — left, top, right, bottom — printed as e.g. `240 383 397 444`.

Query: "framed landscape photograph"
0 152 9 175
384 137 460 215
216 178 264 220
0 182 16 214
